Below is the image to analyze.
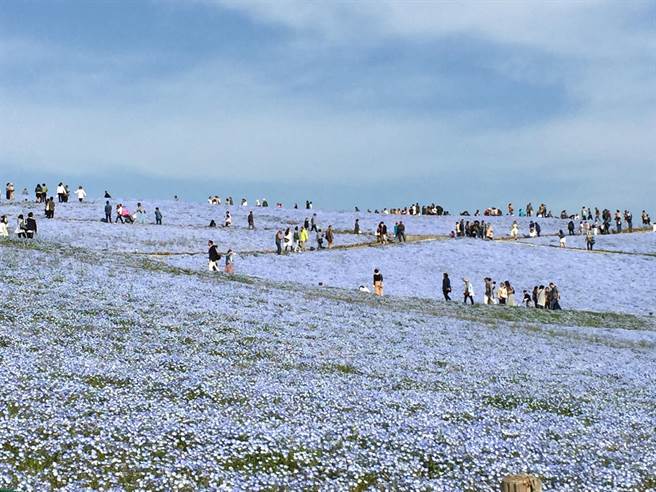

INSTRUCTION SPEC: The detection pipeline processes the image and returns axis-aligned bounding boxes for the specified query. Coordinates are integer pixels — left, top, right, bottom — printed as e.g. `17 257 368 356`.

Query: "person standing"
247 211 255 230
549 283 561 310
354 218 360 235
104 201 113 223
484 277 493 305
275 230 283 255
325 225 335 249
5 182 14 200
299 226 309 251
25 212 37 238
57 183 66 202
558 230 566 248
463 278 475 304
510 221 519 240
155 207 162 225
15 215 27 238
505 281 516 306
397 220 406 242
0 215 8 237
45 197 56 219
225 249 235 274
310 214 318 232
75 186 87 202
208 240 220 271
585 230 595 250
373 268 384 296
442 273 451 301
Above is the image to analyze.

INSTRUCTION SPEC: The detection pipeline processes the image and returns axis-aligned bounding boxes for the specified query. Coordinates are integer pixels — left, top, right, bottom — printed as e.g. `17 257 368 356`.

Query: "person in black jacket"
104 201 113 223
442 273 451 301
247 211 255 230
208 240 221 272
373 268 384 296
26 212 37 238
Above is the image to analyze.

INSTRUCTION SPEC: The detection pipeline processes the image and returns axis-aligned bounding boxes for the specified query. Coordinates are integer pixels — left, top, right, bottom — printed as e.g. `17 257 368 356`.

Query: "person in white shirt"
75 186 87 202
0 215 9 237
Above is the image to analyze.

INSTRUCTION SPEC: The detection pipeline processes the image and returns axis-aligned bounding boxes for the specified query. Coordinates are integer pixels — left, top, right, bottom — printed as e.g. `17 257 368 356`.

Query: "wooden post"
501 474 543 492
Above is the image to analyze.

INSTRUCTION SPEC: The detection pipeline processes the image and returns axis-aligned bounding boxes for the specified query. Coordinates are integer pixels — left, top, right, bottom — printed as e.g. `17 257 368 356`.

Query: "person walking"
373 268 384 296
463 278 475 304
325 225 335 249
75 186 87 202
56 183 66 202
442 273 451 301
208 240 220 271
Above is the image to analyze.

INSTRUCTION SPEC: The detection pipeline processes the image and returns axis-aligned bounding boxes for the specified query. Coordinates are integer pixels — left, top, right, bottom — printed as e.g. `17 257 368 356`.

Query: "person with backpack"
442 273 451 301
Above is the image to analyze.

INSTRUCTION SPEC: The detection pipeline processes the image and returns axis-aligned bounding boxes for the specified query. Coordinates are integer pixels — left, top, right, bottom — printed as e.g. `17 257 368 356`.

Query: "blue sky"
1 0 654 211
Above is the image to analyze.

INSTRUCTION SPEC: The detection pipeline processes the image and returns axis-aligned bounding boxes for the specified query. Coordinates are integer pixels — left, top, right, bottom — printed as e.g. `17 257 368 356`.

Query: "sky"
0 0 655 211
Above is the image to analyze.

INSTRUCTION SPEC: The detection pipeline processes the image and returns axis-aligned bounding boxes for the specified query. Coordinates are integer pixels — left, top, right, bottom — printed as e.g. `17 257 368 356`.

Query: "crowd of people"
1 180 652 314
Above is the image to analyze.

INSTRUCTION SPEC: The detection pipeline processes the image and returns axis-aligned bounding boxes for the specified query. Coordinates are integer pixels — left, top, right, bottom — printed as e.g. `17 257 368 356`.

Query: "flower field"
1 199 655 490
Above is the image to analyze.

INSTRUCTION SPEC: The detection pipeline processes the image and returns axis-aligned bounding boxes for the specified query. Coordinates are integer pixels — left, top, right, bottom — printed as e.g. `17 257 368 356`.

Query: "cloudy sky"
1 0 654 211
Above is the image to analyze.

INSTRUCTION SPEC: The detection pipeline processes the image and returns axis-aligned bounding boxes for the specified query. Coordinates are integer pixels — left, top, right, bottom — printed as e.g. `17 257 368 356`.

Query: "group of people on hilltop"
208 196 272 208
380 203 446 216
